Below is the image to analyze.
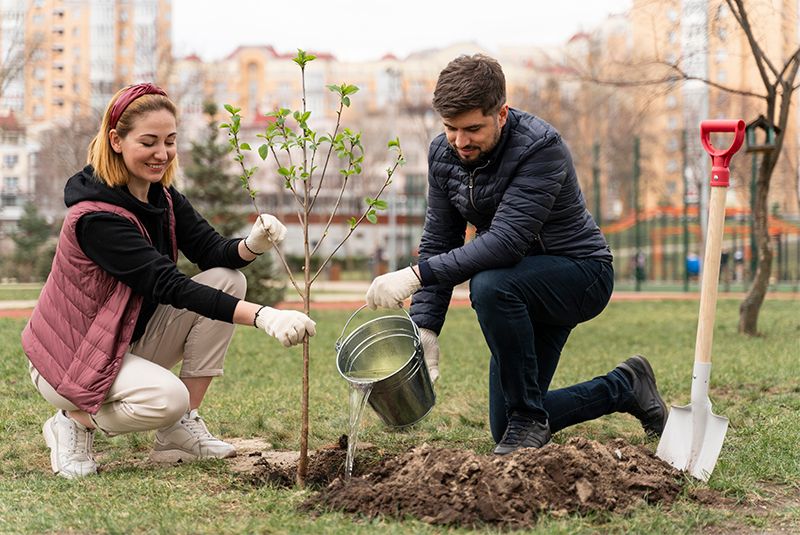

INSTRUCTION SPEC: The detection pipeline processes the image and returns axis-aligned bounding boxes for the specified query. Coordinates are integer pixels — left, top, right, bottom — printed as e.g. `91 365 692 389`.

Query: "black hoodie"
65 166 250 342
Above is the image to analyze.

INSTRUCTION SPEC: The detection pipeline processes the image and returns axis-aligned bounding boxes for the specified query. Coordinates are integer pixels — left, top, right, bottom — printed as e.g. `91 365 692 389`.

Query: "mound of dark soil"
241 435 383 488
304 437 684 528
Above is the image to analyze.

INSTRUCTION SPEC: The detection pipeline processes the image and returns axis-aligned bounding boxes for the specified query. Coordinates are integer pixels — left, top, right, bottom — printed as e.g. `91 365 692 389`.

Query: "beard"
450 119 503 165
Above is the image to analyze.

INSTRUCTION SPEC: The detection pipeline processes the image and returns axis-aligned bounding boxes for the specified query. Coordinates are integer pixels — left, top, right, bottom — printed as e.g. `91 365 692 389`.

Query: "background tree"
7 203 54 282
182 101 284 305
582 0 797 335
33 114 99 220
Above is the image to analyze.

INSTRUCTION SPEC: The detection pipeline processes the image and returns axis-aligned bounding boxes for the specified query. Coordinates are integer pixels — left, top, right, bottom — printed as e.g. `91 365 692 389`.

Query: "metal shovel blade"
656 401 729 482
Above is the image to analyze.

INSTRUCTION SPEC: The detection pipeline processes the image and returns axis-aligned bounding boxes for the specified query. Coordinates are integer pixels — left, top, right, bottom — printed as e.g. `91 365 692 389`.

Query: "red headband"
109 83 168 130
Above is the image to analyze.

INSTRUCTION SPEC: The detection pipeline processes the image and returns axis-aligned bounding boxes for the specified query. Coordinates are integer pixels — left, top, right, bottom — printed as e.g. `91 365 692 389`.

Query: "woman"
21 83 316 479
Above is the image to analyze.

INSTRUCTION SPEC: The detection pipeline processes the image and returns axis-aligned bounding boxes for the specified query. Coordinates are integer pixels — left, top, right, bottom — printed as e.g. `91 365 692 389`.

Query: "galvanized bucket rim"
335 305 421 384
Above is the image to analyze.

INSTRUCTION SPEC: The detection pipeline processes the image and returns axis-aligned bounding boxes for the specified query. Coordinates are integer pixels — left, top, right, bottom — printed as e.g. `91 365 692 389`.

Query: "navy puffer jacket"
410 108 612 333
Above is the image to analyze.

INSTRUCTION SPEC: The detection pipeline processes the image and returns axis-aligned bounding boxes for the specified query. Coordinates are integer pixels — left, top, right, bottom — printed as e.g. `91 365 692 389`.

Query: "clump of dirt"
239 435 383 489
304 437 684 528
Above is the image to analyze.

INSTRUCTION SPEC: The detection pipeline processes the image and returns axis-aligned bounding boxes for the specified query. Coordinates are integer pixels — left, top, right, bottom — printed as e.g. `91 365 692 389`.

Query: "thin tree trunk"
738 157 775 335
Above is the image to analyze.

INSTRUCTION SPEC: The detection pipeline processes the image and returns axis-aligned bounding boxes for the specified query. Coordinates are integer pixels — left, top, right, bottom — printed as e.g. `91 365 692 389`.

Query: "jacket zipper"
467 160 491 212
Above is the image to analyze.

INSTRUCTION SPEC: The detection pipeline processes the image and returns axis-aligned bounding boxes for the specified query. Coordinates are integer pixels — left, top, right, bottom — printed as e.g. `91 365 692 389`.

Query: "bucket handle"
335 304 420 352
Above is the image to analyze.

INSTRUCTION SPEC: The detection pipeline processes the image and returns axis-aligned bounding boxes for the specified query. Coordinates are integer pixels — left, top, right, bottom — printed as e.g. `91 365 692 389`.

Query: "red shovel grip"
700 119 745 187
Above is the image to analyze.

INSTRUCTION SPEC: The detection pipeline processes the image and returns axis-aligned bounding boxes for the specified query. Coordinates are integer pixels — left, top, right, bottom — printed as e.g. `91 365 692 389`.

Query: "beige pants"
29 268 247 436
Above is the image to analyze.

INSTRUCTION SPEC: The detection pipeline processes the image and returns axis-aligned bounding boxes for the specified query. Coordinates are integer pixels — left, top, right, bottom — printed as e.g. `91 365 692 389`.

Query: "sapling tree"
221 50 404 486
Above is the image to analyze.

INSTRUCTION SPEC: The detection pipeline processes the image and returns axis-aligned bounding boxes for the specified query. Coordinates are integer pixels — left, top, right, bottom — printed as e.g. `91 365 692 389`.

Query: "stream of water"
345 381 373 479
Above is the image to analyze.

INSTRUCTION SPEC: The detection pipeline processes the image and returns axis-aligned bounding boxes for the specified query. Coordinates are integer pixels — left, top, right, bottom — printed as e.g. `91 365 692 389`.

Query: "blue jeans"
468 255 629 442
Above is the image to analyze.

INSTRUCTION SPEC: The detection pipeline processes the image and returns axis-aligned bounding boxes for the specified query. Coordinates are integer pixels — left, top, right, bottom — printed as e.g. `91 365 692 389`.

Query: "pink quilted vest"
22 194 176 414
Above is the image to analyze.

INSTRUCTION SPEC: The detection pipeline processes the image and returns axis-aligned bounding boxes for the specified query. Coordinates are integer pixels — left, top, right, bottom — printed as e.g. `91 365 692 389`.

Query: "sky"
172 0 633 62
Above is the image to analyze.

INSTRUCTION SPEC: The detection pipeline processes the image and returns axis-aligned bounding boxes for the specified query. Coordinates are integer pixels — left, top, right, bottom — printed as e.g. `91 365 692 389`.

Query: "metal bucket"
335 306 436 428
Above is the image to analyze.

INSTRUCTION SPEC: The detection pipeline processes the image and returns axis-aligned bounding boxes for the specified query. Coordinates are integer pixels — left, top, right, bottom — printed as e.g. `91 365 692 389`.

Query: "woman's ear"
108 130 123 154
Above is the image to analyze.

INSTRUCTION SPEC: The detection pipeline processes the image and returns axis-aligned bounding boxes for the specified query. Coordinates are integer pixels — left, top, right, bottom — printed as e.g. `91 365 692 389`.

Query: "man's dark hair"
432 54 506 118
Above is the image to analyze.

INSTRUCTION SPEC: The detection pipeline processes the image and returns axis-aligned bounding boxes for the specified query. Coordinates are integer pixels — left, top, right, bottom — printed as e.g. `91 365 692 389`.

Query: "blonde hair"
87 88 179 187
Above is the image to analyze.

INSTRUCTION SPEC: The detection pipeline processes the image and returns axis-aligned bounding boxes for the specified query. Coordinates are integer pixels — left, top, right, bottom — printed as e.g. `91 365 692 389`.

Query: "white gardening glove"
244 214 287 254
419 328 440 383
365 267 422 309
255 306 316 347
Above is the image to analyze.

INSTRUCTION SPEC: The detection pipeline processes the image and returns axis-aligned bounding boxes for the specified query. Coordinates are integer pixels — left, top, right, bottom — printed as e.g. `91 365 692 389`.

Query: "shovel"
656 119 745 481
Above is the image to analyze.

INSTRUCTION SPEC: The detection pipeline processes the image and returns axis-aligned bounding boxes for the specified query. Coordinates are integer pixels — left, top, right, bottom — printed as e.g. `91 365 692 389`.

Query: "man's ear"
498 105 509 127
108 130 123 154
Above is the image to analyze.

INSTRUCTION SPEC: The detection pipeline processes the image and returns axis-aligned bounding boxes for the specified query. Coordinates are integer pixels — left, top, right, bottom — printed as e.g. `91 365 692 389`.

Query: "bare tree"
579 0 798 335
33 114 99 220
0 22 42 101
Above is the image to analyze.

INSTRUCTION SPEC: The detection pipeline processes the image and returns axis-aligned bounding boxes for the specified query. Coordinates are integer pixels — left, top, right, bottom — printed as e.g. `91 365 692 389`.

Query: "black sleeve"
409 168 466 334
168 187 250 271
76 212 241 322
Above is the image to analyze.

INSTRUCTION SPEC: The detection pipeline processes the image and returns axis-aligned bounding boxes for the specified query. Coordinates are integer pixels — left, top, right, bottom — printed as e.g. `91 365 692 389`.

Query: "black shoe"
617 355 668 437
493 414 551 455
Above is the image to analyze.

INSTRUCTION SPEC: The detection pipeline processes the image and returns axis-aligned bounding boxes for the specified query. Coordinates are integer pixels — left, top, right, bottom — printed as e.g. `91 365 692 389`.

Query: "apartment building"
630 0 800 215
1 0 171 121
0 0 171 235
0 110 36 252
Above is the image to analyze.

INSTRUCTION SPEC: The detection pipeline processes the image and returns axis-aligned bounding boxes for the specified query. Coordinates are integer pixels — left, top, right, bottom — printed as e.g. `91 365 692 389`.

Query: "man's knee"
469 269 508 308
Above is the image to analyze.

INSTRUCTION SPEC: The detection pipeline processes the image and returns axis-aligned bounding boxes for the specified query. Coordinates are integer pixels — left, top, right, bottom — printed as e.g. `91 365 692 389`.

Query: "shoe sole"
623 355 668 436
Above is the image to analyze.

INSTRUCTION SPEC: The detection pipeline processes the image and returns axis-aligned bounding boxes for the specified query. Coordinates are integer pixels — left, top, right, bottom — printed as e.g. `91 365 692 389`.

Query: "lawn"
0 299 798 534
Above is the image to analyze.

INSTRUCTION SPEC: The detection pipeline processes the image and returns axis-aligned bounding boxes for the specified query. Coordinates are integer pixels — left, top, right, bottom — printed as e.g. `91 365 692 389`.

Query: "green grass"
0 283 42 301
1 300 798 534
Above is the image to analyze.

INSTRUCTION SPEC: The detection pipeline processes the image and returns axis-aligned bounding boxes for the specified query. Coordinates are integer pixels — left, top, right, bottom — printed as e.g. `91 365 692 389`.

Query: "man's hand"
366 267 422 309
255 307 316 347
244 214 287 254
419 328 440 383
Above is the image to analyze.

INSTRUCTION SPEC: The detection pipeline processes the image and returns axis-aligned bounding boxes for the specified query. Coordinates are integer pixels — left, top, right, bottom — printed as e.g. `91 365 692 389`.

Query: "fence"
604 206 800 292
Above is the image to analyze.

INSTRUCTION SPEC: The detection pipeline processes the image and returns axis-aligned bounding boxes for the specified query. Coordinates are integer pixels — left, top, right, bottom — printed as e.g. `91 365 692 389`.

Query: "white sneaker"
42 410 97 479
152 409 236 462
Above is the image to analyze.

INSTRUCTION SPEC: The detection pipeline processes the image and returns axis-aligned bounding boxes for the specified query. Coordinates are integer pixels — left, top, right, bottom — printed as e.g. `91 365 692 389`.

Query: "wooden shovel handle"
694 187 727 364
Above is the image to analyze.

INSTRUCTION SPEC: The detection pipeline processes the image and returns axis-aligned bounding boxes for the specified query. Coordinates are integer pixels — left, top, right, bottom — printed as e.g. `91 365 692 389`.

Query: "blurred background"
0 0 798 296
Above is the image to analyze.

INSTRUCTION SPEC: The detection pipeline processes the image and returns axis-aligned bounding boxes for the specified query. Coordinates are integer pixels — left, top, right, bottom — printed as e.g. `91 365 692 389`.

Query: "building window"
3 155 19 169
3 176 19 191
668 31 677 44
667 137 679 152
668 116 678 130
1 193 18 207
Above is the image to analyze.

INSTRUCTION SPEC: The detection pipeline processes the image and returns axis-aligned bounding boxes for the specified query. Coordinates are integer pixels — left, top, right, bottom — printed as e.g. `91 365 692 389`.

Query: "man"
366 54 667 455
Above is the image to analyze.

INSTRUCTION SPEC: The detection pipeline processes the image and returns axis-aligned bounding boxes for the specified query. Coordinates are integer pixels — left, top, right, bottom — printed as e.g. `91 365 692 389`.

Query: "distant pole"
682 129 690 292
633 137 642 292
592 142 602 227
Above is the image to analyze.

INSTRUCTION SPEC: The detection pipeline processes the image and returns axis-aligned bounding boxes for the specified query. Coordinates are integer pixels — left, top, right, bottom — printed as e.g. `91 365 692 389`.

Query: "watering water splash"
345 380 374 479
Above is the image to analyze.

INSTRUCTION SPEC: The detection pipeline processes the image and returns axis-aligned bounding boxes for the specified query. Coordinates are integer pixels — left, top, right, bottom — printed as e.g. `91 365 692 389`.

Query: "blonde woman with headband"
22 83 315 478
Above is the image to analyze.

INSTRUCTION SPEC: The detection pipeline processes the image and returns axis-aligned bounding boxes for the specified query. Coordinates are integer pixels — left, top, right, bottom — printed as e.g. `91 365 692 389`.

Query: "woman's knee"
194 268 247 299
142 378 190 428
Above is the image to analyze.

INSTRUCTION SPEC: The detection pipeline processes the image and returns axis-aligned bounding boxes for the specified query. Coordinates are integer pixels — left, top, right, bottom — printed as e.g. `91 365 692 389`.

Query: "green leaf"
348 216 357 229
239 143 251 151
372 199 388 210
258 144 269 160
342 96 351 107
278 167 291 176
366 211 378 224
